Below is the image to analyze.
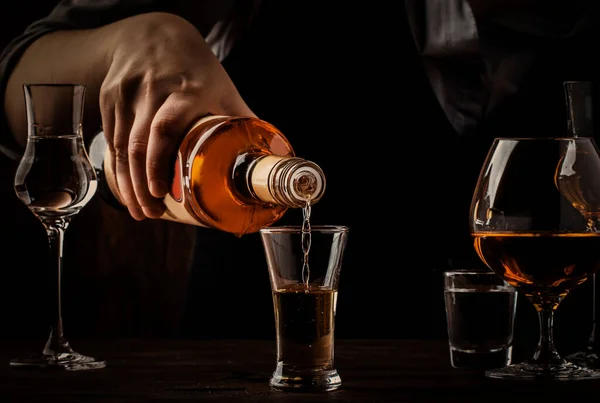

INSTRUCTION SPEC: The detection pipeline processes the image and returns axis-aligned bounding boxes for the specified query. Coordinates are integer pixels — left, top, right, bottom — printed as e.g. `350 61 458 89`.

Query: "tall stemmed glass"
470 134 600 380
13 84 105 370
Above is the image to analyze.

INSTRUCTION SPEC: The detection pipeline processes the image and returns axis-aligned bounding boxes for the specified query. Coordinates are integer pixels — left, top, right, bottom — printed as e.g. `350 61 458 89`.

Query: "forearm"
4 27 114 147
4 12 200 148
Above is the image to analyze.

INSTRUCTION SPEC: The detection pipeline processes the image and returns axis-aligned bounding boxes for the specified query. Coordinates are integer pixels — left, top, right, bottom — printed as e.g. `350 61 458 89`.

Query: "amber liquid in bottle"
90 115 326 236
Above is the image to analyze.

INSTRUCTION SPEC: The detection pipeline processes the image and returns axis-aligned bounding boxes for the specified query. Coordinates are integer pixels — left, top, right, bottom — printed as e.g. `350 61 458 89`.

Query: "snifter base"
270 362 342 392
485 360 600 381
566 350 600 369
10 352 106 371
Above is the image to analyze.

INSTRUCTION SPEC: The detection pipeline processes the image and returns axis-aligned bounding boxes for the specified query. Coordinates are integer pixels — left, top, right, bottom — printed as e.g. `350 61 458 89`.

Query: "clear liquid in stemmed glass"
15 133 97 218
12 83 105 371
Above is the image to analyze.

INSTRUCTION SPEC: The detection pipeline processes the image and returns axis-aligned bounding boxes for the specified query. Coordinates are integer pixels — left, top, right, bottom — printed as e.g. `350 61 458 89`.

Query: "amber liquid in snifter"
473 232 600 310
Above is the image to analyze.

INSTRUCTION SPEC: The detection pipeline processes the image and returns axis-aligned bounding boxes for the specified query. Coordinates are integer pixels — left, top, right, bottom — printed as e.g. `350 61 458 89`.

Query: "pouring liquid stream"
301 201 312 289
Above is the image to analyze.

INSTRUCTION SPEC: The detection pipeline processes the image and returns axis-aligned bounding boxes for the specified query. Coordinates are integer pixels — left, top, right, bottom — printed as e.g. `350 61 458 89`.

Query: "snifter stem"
531 307 563 366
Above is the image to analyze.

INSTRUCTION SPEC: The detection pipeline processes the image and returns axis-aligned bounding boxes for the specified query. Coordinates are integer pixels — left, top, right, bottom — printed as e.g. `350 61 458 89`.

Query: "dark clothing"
1 0 599 340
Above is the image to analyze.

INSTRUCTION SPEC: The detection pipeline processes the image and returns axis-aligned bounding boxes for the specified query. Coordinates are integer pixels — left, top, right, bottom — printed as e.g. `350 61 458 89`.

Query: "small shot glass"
260 225 349 392
444 270 518 370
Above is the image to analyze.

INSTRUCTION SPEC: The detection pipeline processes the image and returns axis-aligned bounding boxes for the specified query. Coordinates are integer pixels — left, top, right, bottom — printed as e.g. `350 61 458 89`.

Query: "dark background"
0 1 598 368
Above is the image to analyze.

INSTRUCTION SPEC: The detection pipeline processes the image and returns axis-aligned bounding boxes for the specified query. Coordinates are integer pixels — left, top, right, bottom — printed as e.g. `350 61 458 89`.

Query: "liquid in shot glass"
261 225 349 392
444 270 518 370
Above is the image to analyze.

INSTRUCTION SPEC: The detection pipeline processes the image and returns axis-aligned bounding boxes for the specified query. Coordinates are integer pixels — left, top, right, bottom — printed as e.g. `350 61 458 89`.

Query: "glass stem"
42 219 73 357
586 274 597 352
531 306 563 366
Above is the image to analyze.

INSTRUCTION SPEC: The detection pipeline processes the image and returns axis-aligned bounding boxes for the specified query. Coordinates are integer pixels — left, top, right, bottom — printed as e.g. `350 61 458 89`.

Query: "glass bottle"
89 115 326 236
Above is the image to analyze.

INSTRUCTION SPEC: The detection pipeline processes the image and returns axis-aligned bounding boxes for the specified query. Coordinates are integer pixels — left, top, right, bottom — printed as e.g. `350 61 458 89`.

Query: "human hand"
100 12 254 220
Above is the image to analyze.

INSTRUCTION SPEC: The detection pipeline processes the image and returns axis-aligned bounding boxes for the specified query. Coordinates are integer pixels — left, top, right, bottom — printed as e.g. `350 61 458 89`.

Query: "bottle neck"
239 155 326 208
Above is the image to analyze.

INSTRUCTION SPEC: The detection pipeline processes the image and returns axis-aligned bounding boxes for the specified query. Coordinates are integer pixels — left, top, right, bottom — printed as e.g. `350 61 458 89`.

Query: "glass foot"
565 350 600 369
270 363 341 392
10 351 106 371
485 360 600 381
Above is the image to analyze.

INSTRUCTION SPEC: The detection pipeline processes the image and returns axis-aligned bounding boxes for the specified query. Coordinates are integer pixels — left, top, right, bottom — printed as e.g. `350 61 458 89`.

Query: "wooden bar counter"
0 338 598 402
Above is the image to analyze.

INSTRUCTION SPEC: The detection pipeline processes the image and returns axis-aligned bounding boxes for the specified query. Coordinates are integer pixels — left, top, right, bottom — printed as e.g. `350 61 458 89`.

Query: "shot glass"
443 270 518 370
260 225 349 392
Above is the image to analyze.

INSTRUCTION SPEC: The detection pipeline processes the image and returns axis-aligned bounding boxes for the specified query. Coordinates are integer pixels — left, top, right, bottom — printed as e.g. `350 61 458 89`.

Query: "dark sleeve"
405 0 482 137
474 1 600 137
0 0 175 160
405 0 599 138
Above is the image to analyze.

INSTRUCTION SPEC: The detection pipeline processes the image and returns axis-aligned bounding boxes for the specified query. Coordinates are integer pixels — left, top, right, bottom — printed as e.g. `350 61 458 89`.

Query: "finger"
100 94 116 153
113 104 145 220
99 91 119 197
99 92 129 204
216 89 256 118
128 104 165 218
146 94 203 198
146 87 257 199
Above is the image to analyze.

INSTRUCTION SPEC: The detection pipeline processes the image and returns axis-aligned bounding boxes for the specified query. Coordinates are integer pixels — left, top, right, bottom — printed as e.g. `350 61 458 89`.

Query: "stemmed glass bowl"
470 136 600 380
